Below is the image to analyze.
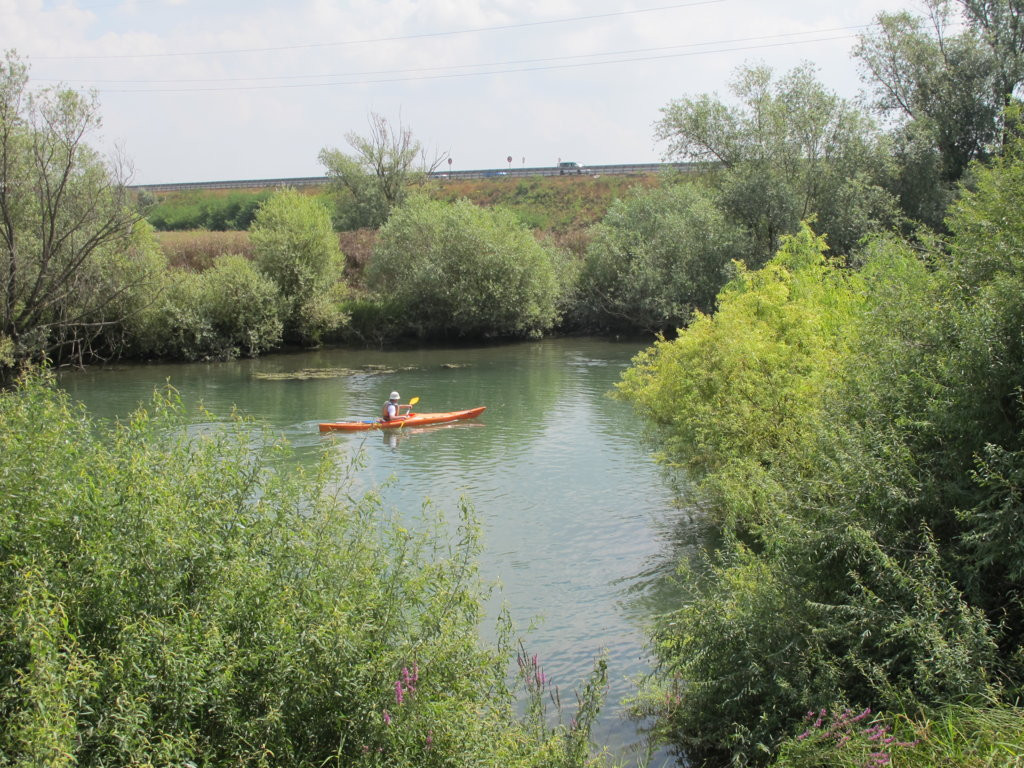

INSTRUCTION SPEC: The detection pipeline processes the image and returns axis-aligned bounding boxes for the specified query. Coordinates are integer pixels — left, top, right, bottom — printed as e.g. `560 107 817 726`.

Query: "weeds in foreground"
773 703 1024 768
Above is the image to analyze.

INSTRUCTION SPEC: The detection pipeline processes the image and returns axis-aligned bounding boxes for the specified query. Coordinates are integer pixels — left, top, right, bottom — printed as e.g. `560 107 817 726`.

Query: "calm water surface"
60 338 687 763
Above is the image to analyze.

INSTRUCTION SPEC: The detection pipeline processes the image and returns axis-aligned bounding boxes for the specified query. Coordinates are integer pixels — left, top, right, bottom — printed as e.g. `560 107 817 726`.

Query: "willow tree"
368 196 562 339
318 113 448 230
959 0 1024 134
1 51 149 374
655 63 897 264
853 0 1002 226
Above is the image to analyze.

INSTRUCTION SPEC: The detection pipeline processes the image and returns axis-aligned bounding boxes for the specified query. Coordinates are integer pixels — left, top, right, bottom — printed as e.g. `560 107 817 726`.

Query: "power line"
30 0 724 60
43 24 874 87
90 31 864 94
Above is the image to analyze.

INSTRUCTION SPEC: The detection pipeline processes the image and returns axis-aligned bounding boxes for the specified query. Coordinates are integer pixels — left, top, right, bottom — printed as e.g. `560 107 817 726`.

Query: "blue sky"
3 0 928 184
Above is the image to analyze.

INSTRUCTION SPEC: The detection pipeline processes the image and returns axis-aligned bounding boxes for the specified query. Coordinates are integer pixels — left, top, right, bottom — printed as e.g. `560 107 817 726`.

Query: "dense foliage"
249 188 347 345
617 130 1024 765
144 189 274 231
0 372 608 767
133 253 283 361
571 182 743 333
365 196 563 339
655 63 897 266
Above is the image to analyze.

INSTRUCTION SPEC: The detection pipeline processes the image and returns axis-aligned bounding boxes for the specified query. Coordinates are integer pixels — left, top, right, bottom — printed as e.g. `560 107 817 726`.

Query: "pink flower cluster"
395 664 419 705
382 664 420 726
517 650 550 689
797 707 920 767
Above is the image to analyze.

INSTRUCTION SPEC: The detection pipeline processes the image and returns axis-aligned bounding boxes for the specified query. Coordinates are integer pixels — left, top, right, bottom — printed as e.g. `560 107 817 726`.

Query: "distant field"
156 228 375 284
427 173 658 232
145 172 664 236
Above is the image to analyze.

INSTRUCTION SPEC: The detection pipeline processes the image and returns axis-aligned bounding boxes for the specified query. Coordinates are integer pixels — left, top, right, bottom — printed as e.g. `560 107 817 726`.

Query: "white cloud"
2 0 927 183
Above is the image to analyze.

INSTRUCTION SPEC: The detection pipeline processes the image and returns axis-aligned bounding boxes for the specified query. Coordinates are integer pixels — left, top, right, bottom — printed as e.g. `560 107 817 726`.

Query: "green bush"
201 254 284 357
573 182 745 333
368 196 563 339
146 190 273 231
148 269 218 360
250 189 346 344
628 518 996 767
0 372 609 767
136 255 283 361
615 223 858 524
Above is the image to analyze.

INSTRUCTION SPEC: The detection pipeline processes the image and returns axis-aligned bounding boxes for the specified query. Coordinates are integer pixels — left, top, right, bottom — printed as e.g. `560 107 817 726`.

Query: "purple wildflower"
383 710 392 725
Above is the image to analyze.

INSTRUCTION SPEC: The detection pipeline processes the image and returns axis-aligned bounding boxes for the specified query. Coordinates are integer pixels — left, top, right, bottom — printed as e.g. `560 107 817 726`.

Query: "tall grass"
772 703 1024 768
157 229 253 270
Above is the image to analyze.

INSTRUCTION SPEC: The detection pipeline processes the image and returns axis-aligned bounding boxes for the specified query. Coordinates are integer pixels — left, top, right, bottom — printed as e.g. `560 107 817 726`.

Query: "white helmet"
390 391 400 400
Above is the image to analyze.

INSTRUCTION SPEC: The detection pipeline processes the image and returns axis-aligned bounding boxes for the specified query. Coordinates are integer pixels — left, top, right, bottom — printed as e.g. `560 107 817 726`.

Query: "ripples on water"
60 339 689 765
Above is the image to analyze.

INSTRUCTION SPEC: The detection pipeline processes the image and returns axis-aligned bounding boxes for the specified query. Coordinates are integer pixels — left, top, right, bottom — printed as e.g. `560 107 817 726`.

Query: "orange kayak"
319 406 486 432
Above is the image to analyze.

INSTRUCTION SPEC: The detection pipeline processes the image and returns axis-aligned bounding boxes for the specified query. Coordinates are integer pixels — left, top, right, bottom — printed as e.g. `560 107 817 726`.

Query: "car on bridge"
558 161 585 175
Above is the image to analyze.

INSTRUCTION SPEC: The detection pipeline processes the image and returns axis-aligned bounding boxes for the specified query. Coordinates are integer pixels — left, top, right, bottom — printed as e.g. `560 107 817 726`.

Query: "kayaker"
381 391 411 422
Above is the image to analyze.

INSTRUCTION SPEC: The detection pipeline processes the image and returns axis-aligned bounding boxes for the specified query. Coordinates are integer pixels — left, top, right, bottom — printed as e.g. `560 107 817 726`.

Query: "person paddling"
381 391 412 422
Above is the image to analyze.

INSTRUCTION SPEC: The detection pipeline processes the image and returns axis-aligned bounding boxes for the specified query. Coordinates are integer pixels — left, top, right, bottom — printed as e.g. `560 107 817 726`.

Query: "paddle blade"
409 396 420 406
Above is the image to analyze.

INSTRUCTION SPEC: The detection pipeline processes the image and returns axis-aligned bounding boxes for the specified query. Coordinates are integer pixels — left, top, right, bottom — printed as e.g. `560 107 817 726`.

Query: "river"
59 337 686 764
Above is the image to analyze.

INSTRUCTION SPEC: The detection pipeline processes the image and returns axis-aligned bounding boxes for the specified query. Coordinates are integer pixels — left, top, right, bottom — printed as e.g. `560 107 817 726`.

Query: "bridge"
131 162 704 193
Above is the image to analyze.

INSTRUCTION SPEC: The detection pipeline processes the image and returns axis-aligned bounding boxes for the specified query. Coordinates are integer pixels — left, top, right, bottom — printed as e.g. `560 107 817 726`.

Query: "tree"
249 188 345 345
853 0 1001 225
573 181 744 333
318 113 448 230
655 63 896 264
368 196 562 339
958 0 1024 134
0 51 151 373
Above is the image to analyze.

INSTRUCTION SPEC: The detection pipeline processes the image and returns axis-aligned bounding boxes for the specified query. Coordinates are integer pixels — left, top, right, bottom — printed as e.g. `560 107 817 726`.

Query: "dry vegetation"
157 230 254 270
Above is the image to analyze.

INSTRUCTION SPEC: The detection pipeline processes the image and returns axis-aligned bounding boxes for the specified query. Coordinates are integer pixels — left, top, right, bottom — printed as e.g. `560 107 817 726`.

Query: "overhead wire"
44 25 874 89
29 0 726 60
20 1 895 96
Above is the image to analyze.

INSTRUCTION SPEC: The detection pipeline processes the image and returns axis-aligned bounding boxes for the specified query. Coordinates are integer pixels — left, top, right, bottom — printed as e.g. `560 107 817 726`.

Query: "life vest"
382 400 398 421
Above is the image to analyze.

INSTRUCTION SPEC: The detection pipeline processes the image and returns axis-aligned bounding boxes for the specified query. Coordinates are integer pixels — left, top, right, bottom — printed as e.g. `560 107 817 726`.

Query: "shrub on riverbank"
124 254 282 361
366 196 564 339
250 189 348 345
0 372 610 767
571 182 746 334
